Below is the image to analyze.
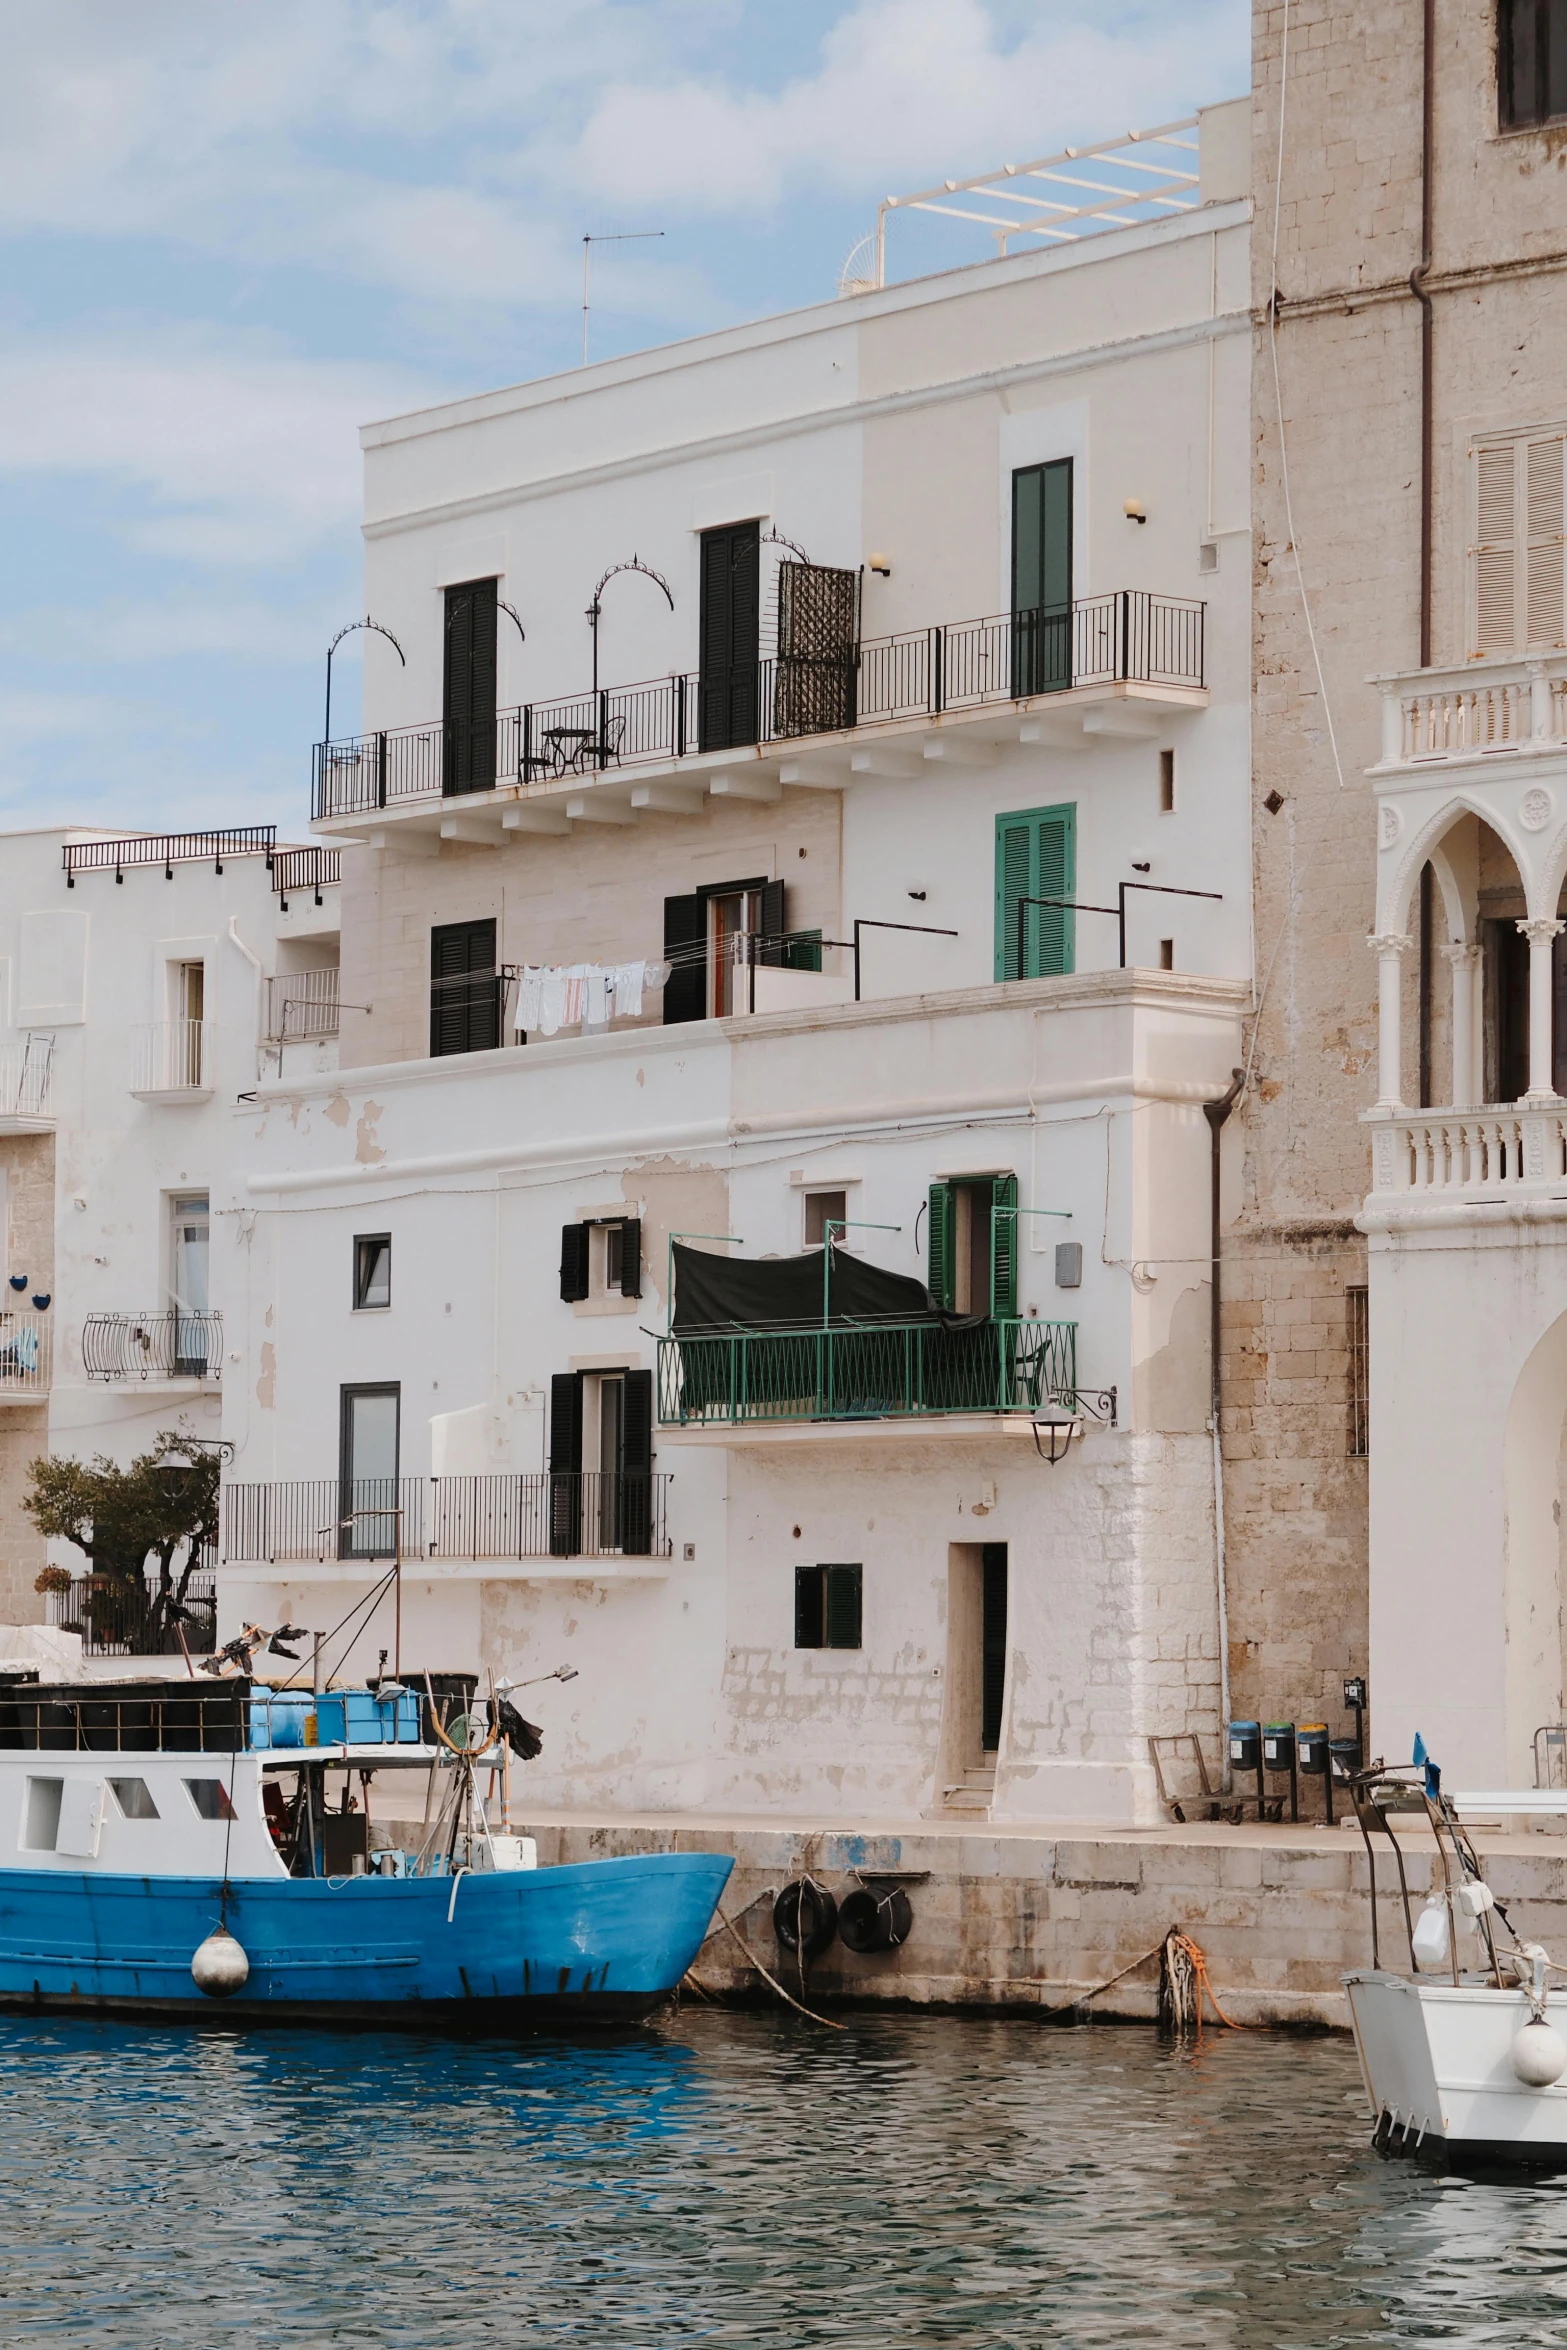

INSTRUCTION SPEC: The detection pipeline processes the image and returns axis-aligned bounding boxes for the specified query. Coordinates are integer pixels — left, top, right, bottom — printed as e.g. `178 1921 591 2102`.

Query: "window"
1346 1286 1369 1458
662 878 785 1025
1159 939 1175 971
927 1175 1018 1316
795 1564 863 1650
1471 430 1566 654
354 1234 392 1311
184 1779 237 1822
430 918 500 1057
1160 748 1176 812
995 804 1075 981
22 1777 62 1851
804 1190 848 1249
339 1384 400 1559
559 1218 641 1303
698 522 761 753
443 578 498 794
169 1192 211 1376
171 961 205 1087
1500 0 1567 127
1011 460 1073 694
109 1778 159 1820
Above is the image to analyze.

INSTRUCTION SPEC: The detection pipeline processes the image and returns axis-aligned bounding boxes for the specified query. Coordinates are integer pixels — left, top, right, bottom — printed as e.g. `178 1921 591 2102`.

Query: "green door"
1012 460 1073 694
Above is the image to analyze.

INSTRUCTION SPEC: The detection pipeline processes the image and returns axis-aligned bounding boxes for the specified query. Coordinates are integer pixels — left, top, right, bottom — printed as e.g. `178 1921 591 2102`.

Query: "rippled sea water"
3 2009 1567 2346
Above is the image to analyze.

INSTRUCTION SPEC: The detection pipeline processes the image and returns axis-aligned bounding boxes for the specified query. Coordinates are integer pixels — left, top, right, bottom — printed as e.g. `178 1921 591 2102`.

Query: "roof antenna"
582 229 664 366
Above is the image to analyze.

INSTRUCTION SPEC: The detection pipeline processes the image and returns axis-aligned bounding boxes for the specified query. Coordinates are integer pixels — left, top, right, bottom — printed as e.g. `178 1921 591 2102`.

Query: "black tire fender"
772 1878 838 1960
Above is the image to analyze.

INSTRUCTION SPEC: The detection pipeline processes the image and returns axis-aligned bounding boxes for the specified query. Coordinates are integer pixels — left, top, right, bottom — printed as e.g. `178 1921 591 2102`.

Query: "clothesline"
514 960 670 1038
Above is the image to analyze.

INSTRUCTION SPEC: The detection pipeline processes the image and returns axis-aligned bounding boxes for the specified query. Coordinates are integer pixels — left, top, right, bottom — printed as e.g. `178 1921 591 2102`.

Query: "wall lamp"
1124 499 1147 525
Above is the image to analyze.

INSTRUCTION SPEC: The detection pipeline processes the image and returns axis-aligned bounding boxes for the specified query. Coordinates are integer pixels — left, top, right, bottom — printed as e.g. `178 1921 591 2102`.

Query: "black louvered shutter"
981 1544 1008 1751
759 878 786 967
443 579 498 795
548 1372 583 1557
430 918 498 1057
699 523 760 752
559 1223 589 1303
620 1369 654 1555
825 1563 862 1650
794 1565 825 1648
618 1218 642 1299
663 893 707 1025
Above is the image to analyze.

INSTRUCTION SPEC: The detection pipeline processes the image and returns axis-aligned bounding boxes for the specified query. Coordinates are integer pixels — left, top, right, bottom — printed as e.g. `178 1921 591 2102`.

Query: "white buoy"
1511 2020 1567 2087
191 1926 250 1999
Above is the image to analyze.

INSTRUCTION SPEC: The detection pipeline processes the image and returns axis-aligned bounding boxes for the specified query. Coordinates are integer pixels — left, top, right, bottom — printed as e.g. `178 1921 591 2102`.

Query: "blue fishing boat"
0 1661 730 2025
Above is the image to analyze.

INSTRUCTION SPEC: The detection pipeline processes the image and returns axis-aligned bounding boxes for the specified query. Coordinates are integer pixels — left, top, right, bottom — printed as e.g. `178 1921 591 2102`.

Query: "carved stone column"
1517 917 1565 1101
1368 933 1414 1110
1440 942 1483 1108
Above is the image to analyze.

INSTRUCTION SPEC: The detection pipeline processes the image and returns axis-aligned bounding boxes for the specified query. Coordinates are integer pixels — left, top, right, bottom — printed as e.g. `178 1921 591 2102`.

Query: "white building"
217 100 1254 1828
0 824 340 1638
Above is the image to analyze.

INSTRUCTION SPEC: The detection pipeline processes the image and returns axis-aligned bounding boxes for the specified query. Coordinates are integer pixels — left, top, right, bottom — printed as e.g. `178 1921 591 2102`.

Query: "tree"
24 1432 221 1654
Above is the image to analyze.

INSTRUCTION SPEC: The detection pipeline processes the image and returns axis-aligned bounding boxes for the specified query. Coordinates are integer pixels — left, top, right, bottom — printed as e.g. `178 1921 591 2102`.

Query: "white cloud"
0 333 441 566
573 0 1247 215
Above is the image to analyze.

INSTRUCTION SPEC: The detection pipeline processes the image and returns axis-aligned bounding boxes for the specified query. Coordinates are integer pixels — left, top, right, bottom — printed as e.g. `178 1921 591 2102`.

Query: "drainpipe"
1411 0 1435 667
1204 1067 1245 1785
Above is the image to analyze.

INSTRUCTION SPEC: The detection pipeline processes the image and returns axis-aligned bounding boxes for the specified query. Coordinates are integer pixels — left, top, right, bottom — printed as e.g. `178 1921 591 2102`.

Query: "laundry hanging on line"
514 960 670 1037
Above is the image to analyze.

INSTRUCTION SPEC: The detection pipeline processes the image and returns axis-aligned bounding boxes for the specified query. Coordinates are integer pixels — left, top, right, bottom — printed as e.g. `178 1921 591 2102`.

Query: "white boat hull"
1345 1970 1567 2165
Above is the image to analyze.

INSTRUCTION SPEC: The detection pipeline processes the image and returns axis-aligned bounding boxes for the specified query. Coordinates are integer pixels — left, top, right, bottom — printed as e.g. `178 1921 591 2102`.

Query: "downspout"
1411 0 1435 667
1204 1067 1245 1785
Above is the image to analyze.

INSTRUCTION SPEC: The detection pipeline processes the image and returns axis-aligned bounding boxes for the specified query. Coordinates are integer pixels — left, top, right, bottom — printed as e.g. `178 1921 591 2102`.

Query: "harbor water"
6 2009 1567 2346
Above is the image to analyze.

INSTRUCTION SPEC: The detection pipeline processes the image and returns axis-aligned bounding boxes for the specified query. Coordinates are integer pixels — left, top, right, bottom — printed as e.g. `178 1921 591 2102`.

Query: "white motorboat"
1344 1765 1567 2167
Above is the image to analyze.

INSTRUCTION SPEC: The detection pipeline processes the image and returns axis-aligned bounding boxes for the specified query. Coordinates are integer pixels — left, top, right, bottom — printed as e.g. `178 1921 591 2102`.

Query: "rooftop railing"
656 1317 1079 1428
312 591 1206 820
64 827 277 886
272 847 341 907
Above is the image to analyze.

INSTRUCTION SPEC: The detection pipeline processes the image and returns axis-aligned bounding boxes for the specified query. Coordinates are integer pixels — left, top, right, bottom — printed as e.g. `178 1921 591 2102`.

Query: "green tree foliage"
24 1432 220 1652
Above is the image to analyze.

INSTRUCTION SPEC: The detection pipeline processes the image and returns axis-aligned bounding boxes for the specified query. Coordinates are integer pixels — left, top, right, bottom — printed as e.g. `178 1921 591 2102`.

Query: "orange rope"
1169 1931 1249 2033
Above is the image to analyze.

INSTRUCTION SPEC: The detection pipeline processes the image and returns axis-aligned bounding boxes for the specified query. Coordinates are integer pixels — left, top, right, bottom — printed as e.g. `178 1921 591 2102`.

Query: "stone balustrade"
1378 653 1567 770
1367 1104 1567 1199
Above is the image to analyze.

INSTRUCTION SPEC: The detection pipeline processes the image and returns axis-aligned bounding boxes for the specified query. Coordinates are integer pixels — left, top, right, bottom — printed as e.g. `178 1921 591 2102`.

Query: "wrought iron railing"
222 1479 427 1564
83 1310 223 1382
656 1317 1078 1427
429 1472 671 1561
63 827 276 886
311 591 1206 818
272 847 341 906
46 1569 217 1658
222 1473 672 1563
264 969 340 1042
0 1313 51 1396
0 1034 53 1119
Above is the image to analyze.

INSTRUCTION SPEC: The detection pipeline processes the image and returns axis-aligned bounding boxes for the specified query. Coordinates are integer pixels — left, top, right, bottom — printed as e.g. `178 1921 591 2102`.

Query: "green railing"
656 1318 1077 1427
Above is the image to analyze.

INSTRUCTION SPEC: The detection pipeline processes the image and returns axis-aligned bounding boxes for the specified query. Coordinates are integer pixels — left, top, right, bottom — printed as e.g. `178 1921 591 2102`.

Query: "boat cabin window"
22 1777 62 1850
184 1778 236 1821
109 1778 159 1820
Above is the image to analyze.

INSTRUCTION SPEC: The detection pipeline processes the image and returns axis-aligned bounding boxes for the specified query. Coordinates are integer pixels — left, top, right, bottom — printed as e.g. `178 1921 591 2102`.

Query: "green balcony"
656 1317 1077 1429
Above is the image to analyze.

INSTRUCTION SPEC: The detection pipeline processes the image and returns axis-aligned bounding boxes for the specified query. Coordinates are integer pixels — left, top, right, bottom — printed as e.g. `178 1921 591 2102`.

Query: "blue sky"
0 0 1248 844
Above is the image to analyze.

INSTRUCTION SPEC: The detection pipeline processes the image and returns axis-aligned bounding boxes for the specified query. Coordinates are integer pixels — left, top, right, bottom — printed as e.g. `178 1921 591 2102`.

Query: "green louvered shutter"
927 1182 956 1309
990 1173 1018 1319
995 804 1076 981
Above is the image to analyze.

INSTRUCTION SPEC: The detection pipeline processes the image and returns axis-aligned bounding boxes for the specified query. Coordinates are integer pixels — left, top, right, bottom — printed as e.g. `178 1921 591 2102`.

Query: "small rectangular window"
1159 748 1176 811
354 1234 392 1311
184 1779 237 1821
22 1777 62 1851
1500 0 1567 127
804 1190 848 1248
605 1224 625 1291
794 1563 862 1650
1346 1285 1370 1458
109 1778 159 1820
1159 939 1175 971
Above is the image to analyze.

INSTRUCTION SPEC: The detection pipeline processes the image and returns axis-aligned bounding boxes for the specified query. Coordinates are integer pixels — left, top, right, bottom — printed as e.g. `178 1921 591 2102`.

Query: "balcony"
130 1020 210 1103
0 1034 54 1134
311 591 1206 829
45 1567 217 1657
83 1310 223 1383
264 969 340 1043
221 1472 671 1566
0 1312 50 1401
656 1317 1081 1435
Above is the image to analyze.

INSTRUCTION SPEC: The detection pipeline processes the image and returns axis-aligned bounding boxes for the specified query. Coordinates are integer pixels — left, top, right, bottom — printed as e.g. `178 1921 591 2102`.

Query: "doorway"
168 1193 210 1376
1012 460 1073 694
939 1541 1009 1810
339 1384 400 1559
698 521 760 752
443 577 498 795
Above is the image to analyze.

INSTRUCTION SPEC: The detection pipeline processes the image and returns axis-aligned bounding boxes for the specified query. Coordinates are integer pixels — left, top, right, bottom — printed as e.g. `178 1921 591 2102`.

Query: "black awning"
672 1240 976 1334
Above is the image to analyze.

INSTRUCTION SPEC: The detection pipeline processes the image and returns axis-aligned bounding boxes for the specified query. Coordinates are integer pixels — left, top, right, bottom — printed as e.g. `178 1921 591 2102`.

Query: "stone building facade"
1228 0 1567 1748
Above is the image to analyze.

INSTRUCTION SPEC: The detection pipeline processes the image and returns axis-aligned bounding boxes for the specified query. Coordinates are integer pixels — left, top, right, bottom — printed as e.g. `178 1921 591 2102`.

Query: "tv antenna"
582 229 664 366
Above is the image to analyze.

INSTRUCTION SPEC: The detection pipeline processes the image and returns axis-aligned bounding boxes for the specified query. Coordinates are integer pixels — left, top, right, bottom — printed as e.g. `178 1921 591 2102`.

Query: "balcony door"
169 1193 210 1377
698 521 760 752
339 1383 400 1559
1012 460 1073 696
443 577 498 796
